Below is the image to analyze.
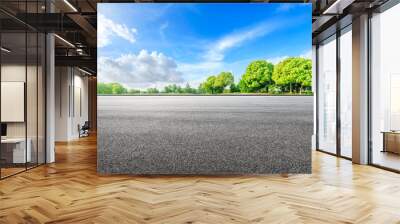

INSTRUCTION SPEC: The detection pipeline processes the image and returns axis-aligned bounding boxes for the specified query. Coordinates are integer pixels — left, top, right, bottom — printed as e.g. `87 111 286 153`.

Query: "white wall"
71 73 89 138
1 65 40 138
1 63 46 164
55 67 89 141
55 67 70 141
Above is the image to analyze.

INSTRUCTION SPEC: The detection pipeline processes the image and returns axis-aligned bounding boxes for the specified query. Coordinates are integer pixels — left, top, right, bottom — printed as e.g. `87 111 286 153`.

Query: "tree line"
97 57 312 95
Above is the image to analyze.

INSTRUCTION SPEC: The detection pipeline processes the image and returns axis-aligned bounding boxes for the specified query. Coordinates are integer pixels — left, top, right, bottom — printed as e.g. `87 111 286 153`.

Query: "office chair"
79 121 90 138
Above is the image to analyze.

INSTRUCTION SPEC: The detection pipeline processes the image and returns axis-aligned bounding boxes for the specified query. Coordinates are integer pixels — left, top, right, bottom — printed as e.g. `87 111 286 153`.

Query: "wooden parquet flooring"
1 134 400 223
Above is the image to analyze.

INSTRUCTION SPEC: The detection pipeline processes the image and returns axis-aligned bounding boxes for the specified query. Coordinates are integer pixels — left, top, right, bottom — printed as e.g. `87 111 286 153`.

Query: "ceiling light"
1 47 11 53
63 0 78 12
323 0 355 15
54 34 75 48
78 67 92 76
323 0 341 14
76 48 85 55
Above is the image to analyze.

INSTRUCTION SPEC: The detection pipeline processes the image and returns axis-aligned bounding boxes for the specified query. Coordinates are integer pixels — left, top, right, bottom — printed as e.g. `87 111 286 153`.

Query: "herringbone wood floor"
1 135 400 224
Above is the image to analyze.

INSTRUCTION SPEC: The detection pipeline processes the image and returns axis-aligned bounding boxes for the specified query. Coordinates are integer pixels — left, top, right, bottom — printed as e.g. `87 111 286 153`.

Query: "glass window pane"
340 26 352 158
0 0 46 179
318 35 337 154
1 31 27 177
371 4 400 171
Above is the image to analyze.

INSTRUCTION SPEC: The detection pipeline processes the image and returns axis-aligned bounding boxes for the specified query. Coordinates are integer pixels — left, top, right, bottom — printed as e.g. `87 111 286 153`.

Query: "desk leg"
382 133 387 153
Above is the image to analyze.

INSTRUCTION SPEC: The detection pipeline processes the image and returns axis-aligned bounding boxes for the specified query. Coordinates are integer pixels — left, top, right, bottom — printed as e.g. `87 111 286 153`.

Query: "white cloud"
159 22 169 40
205 21 279 62
267 56 289 65
97 15 308 89
98 14 137 48
276 4 295 12
160 22 169 32
299 49 312 59
176 20 282 83
267 49 312 65
98 50 184 89
176 61 223 86
178 61 221 75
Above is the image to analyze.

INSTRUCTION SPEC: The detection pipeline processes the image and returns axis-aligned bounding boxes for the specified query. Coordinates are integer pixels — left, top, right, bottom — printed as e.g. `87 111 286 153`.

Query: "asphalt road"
98 96 313 175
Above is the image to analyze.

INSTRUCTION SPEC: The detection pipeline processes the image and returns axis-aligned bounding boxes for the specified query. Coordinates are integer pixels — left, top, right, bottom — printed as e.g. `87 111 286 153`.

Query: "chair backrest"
82 121 90 129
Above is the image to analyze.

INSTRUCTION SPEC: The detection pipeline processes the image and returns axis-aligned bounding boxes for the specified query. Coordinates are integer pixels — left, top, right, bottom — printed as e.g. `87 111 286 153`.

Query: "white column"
55 67 74 141
46 32 55 163
312 45 317 150
45 0 56 163
352 14 369 164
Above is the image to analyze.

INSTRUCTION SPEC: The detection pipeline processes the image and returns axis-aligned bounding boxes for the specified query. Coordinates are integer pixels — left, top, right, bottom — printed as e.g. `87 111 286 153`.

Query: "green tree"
238 79 249 93
198 84 206 94
128 88 141 94
97 82 127 94
239 60 274 93
199 72 234 94
146 88 159 94
164 85 172 93
183 83 197 94
294 58 312 92
97 82 112 94
201 75 217 94
164 84 187 93
229 83 240 93
111 83 128 94
176 85 183 93
272 57 311 93
214 72 234 93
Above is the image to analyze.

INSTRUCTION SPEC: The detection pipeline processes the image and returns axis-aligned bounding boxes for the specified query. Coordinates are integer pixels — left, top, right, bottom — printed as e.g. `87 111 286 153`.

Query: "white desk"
1 138 31 163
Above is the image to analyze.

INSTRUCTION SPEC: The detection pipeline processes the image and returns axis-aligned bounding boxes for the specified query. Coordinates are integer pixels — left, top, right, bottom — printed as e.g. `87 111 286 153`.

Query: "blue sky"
98 3 311 89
